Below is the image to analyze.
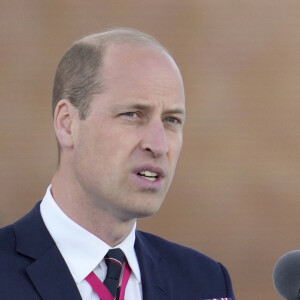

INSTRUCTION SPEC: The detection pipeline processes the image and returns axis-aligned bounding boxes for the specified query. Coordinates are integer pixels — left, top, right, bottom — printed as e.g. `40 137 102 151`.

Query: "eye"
164 116 182 125
121 112 138 118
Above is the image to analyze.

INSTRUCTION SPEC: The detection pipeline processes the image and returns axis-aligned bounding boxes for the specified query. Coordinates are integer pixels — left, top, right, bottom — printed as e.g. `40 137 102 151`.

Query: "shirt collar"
40 185 141 284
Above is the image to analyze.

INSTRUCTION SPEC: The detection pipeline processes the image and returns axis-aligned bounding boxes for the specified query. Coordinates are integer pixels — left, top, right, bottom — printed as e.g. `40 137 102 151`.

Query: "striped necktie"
104 248 126 300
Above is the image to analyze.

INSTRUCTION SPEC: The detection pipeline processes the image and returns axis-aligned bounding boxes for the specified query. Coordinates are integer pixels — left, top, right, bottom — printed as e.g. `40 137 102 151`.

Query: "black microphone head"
273 250 300 300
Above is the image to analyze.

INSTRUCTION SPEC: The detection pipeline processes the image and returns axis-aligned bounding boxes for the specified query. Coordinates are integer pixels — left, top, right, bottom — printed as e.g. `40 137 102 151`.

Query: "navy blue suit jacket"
0 203 235 300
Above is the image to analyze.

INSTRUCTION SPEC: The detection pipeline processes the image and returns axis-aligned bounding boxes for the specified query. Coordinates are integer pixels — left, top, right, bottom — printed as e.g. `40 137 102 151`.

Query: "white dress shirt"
40 185 143 300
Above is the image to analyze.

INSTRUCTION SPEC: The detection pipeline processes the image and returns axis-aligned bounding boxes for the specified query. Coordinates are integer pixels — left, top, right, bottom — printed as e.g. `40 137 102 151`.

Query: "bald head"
52 28 171 120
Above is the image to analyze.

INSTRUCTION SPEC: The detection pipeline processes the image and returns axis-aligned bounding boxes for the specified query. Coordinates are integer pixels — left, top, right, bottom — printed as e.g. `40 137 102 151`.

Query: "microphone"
273 250 300 300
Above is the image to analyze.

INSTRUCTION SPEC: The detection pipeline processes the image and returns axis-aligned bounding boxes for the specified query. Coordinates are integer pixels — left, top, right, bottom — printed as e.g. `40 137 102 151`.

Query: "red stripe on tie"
105 257 123 267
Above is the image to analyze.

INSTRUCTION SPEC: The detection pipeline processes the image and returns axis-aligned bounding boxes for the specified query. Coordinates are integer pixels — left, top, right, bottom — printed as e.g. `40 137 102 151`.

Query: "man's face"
72 44 185 221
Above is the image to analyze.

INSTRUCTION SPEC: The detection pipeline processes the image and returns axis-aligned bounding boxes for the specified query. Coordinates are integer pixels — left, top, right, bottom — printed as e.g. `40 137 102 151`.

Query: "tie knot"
105 248 126 267
104 248 126 281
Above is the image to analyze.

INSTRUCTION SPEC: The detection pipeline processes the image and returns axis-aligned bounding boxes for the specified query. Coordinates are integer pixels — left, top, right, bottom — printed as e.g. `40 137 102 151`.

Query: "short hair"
52 28 168 120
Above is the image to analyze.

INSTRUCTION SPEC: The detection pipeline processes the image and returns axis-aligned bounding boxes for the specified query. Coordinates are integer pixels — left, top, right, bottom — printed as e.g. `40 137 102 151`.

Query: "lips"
133 165 165 188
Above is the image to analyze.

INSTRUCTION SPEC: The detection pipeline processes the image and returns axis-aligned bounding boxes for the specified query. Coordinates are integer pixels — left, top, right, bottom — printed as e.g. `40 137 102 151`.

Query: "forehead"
100 44 185 108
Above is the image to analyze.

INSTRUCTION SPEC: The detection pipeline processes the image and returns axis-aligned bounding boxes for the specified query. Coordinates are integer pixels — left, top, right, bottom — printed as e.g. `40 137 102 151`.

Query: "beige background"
1 1 300 299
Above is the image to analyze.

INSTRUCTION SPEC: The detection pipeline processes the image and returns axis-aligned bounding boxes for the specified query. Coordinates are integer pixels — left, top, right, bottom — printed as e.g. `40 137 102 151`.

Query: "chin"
135 209 160 219
139 202 164 218
121 202 163 220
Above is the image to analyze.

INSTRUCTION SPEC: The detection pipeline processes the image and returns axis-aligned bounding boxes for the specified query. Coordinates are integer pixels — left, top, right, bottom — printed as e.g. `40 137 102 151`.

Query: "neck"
51 169 136 247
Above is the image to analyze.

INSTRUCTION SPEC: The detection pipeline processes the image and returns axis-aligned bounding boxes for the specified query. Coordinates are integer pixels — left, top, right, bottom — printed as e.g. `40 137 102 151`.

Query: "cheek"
116 129 141 153
88 128 135 170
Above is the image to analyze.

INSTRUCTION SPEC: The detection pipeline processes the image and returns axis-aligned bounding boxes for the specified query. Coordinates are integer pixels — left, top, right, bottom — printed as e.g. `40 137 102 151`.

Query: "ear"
53 99 79 149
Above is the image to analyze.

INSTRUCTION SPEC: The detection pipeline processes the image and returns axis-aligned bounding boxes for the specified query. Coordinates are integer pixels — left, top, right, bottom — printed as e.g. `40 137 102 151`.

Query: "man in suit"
0 28 235 300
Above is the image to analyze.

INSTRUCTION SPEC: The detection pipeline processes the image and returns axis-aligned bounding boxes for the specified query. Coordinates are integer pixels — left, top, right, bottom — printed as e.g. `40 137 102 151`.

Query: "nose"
141 121 169 157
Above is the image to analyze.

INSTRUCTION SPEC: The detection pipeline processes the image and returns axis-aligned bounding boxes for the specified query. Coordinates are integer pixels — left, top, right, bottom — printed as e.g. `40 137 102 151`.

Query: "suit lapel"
135 231 168 300
26 245 82 300
13 203 82 300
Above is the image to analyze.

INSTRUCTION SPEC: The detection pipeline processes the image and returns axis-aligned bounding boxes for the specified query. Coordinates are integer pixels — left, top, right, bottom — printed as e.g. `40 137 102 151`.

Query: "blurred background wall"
1 1 300 298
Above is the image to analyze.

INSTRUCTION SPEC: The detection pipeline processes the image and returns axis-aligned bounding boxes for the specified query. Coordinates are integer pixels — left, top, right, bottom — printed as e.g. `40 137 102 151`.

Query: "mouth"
138 170 159 182
133 165 165 189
